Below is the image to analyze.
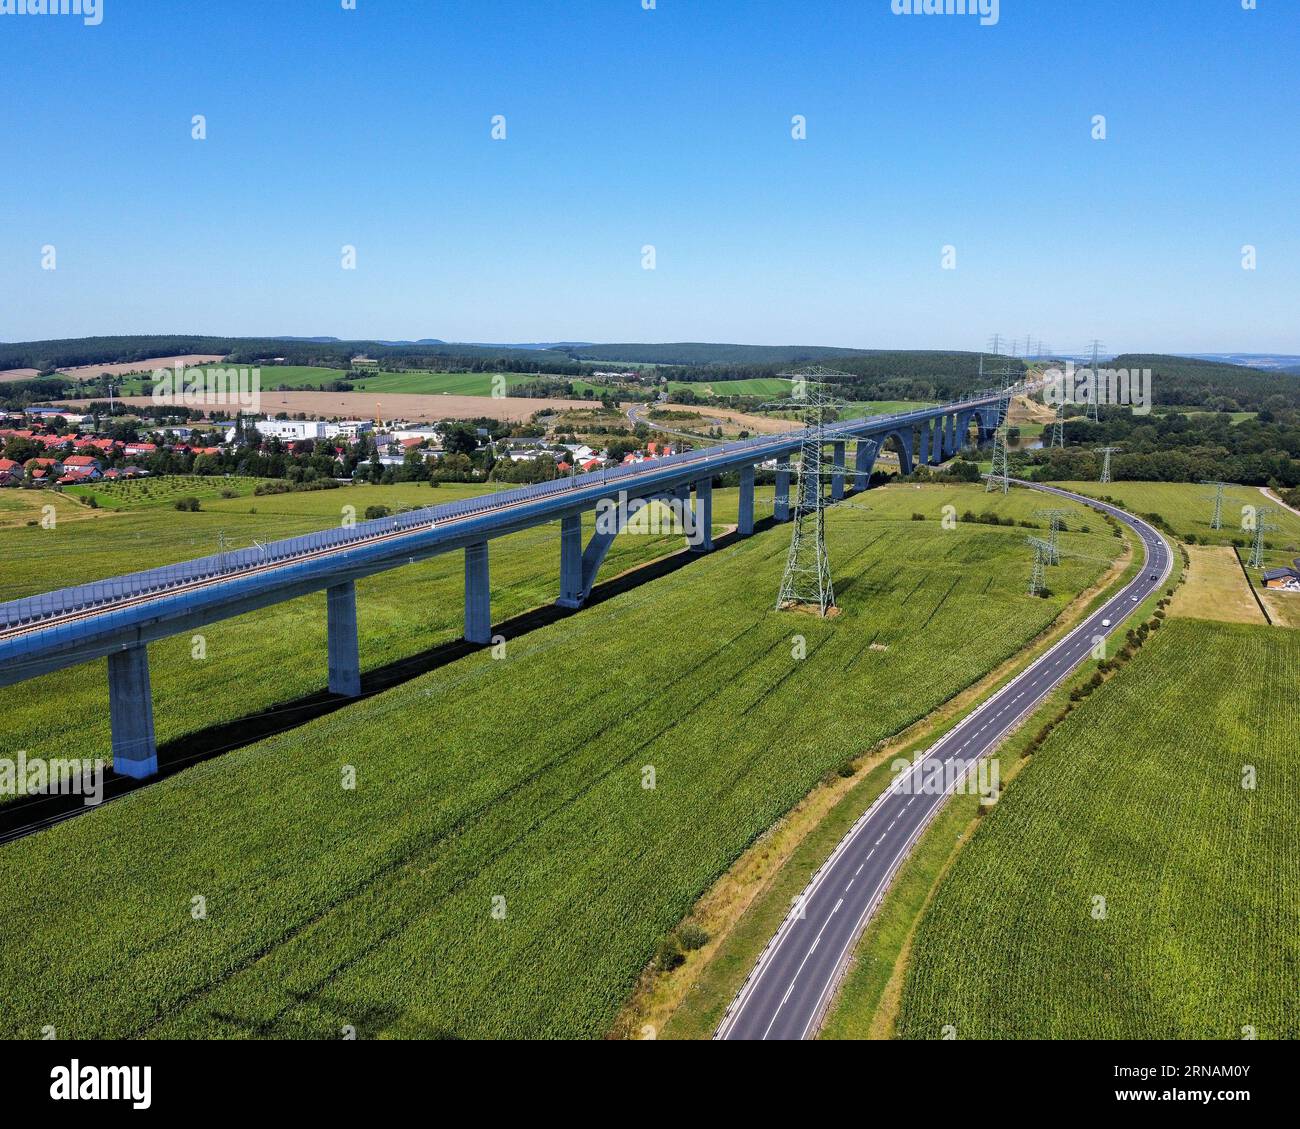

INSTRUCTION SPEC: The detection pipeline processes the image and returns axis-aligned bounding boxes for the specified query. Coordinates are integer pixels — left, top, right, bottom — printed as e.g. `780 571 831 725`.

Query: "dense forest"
1105 354 1300 412
1026 405 1300 488
0 335 582 374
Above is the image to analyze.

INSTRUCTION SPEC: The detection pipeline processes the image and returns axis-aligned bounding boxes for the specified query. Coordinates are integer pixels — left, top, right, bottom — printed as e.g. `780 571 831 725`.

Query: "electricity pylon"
1247 506 1279 569
1201 480 1233 531
767 370 859 617
1027 536 1053 596
986 425 1011 494
1048 397 1065 448
1095 446 1121 484
1034 509 1071 565
1085 340 1104 423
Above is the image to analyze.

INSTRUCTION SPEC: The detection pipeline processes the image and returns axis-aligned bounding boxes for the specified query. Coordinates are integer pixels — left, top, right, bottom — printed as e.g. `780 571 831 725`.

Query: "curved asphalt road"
716 481 1173 1041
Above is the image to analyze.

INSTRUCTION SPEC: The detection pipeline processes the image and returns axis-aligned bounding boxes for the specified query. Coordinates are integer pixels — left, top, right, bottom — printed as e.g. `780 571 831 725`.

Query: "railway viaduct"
0 393 1011 780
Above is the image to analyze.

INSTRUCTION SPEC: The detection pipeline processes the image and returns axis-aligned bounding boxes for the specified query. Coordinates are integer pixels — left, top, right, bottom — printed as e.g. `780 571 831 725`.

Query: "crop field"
0 479 731 800
896 619 1300 1039
66 475 262 511
666 378 795 399
344 371 543 396
0 483 1119 1038
112 366 343 396
1056 481 1300 549
115 368 557 398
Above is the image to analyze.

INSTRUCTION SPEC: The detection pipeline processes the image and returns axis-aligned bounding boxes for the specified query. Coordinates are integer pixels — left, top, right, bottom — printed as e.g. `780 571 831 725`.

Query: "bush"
654 935 684 973
174 496 201 512
365 504 392 521
677 923 710 951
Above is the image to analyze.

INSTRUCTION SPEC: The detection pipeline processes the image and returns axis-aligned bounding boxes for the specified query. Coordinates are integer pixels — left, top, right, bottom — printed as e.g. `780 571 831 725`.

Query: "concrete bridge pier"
918 424 930 467
464 541 492 644
690 478 713 552
956 411 973 452
831 441 846 501
737 465 755 536
853 440 873 491
775 467 791 522
558 513 584 608
930 418 944 465
327 581 362 697
108 643 157 779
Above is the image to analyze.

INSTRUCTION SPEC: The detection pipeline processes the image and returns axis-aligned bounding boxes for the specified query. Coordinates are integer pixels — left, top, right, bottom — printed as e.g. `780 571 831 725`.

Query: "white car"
1101 618 1111 628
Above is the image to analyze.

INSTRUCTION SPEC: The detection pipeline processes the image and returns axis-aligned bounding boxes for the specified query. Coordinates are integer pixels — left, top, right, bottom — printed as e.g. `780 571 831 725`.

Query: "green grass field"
665 378 795 399
1056 480 1300 549
346 371 547 396
894 618 1299 1039
114 367 569 399
114 366 343 396
0 483 1120 1038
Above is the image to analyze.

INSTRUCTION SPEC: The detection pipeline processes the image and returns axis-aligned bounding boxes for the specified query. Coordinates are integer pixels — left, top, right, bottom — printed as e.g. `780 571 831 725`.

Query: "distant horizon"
3 332 1300 366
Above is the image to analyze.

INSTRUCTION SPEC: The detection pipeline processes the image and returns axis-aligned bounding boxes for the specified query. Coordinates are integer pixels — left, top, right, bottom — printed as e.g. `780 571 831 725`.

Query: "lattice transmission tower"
1201 480 1234 531
986 425 1011 494
1027 536 1053 596
1034 509 1071 565
1247 506 1279 570
1095 446 1121 484
1085 339 1104 424
768 370 869 617
984 354 1018 494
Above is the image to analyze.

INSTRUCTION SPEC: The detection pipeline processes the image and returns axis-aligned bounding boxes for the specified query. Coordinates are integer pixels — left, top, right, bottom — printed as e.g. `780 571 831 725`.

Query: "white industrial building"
253 419 329 441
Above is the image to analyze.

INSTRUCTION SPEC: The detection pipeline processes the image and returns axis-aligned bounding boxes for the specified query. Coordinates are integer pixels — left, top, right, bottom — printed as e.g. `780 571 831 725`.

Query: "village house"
59 455 103 481
1262 562 1300 592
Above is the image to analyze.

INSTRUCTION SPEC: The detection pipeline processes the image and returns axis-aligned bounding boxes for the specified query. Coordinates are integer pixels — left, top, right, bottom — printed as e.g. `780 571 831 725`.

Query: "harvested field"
1169 545 1267 625
1 354 226 383
48 390 617 424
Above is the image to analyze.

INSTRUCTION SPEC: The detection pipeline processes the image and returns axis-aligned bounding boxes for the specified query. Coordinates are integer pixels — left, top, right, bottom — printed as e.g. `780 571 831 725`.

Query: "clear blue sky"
2 0 1297 352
